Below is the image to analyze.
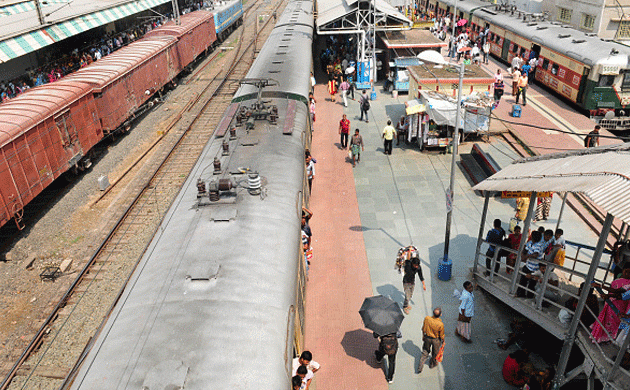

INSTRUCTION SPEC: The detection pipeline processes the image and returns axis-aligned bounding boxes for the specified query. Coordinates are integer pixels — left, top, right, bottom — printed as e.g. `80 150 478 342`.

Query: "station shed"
407 63 493 99
378 29 446 58
316 0 411 86
472 144 630 389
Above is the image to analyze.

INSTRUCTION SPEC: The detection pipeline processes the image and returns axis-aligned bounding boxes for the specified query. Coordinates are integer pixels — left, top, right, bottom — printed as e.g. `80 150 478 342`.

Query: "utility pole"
171 0 181 25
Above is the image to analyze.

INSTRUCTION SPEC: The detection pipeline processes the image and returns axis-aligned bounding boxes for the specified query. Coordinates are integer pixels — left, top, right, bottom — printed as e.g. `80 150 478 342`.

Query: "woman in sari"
591 267 630 343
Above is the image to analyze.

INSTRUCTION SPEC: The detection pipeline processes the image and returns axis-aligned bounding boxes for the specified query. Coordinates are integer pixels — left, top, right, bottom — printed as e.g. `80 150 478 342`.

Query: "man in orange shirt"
515 73 528 106
418 307 445 373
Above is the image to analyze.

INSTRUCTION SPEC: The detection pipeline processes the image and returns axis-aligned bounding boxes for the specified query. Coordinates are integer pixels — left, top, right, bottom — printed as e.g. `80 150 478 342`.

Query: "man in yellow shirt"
515 73 528 106
418 307 445 373
382 120 397 155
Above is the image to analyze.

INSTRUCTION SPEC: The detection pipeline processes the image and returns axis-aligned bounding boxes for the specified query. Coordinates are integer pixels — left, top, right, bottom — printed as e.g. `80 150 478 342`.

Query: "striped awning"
0 0 71 18
0 0 170 63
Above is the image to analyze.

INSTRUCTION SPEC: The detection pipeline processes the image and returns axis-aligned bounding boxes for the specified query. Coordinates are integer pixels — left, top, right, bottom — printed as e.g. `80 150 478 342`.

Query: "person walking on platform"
340 78 350 107
338 114 350 149
515 73 528 106
455 281 475 342
584 125 600 148
418 307 445 373
360 90 370 122
349 129 364 167
374 331 401 383
382 120 397 155
511 67 521 96
402 253 426 314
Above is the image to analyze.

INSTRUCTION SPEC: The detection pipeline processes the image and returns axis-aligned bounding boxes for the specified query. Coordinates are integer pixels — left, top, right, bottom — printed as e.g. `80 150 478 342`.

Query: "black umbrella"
359 295 404 336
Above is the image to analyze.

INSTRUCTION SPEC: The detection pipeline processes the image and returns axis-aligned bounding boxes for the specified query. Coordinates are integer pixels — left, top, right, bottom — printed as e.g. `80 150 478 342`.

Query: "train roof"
69 1 312 388
143 10 215 38
62 36 178 91
70 97 308 390
440 0 630 68
274 0 314 27
0 80 92 145
233 0 313 103
212 0 242 13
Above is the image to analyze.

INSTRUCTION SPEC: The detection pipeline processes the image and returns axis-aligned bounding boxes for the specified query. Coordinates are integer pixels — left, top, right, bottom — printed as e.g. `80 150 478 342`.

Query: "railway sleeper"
16 364 70 379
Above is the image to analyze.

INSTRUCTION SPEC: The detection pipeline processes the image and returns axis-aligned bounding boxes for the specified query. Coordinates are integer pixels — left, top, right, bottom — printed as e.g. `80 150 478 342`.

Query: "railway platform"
304 63 609 388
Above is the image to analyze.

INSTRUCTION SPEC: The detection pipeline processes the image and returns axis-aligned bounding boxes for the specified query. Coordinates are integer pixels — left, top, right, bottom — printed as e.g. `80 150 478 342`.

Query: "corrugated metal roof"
316 0 410 30
472 144 630 224
0 0 170 63
0 80 92 145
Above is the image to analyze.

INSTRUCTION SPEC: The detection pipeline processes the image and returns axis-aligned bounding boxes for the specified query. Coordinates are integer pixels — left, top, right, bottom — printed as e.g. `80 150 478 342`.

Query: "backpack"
381 334 398 356
362 97 370 111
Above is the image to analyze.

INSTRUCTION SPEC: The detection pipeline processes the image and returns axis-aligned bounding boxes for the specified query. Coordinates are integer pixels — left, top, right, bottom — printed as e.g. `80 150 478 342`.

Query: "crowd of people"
0 0 211 104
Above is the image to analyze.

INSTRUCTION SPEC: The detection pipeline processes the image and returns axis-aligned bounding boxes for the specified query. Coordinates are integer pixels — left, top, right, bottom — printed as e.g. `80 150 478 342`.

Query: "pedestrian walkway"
304 76 602 389
478 59 621 154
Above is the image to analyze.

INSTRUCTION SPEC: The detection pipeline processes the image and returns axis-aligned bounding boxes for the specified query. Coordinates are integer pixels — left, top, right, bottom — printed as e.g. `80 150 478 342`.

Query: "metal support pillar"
172 0 181 25
473 192 491 274
442 62 464 260
554 213 615 388
555 192 568 232
510 192 537 294
34 0 45 24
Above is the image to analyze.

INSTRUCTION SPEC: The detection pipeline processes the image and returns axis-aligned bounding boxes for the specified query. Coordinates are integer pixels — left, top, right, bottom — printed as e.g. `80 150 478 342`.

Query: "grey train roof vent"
558 33 571 39
572 39 586 44
536 26 548 30
527 22 537 26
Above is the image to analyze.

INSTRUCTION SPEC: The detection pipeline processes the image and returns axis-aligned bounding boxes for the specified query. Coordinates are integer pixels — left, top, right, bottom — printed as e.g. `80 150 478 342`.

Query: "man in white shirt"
545 228 565 263
292 351 321 390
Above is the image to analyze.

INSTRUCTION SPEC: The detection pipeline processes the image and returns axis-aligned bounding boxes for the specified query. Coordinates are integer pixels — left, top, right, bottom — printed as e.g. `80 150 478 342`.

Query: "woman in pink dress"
591 267 630 343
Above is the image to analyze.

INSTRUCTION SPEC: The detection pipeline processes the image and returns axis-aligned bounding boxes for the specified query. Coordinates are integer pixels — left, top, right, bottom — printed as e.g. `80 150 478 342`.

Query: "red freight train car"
0 81 102 228
144 11 217 71
64 36 180 134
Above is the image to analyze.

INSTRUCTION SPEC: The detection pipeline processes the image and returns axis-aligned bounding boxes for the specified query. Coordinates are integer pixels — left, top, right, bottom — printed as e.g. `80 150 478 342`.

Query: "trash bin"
438 256 452 281
392 90 398 98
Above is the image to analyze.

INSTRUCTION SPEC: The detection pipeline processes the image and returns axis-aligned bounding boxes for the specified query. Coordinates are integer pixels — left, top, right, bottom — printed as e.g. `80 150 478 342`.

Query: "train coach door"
55 110 83 162
577 67 590 104
501 38 510 62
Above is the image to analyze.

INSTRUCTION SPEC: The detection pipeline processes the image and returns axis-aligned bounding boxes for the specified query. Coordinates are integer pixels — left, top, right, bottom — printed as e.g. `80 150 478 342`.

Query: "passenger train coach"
0 1 243 231
68 0 314 389
424 0 630 119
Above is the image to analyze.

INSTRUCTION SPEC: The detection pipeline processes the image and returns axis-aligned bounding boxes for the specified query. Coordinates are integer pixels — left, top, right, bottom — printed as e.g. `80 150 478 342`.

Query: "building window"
618 21 630 39
557 7 572 23
581 14 595 30
622 72 630 91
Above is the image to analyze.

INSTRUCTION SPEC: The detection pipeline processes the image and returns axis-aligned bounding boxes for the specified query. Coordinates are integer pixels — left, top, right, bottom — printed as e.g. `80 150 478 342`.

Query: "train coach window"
542 59 549 70
551 63 559 75
495 35 500 43
520 48 527 57
622 72 630 91
598 75 615 87
512 43 518 53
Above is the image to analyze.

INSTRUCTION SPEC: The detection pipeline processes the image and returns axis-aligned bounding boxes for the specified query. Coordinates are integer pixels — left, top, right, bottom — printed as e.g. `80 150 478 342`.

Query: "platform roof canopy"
0 0 171 63
473 143 630 225
316 0 411 33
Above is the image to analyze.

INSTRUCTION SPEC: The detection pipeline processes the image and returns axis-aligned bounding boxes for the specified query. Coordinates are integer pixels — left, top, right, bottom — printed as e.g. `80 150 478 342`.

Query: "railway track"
0 1 286 389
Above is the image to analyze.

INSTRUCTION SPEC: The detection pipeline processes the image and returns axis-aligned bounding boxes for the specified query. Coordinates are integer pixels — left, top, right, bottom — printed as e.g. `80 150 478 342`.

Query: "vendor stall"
406 90 493 151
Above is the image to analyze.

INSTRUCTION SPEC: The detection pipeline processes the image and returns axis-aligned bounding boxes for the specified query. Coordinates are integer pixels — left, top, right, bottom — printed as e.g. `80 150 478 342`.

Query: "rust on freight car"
144 11 218 71
0 80 102 229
